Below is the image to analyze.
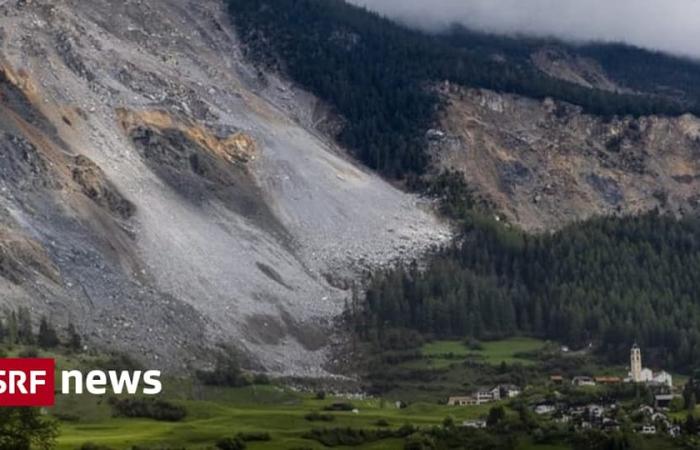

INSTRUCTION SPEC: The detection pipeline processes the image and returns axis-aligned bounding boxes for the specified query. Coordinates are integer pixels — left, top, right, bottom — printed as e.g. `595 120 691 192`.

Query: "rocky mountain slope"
0 0 450 375
433 83 700 231
530 47 628 94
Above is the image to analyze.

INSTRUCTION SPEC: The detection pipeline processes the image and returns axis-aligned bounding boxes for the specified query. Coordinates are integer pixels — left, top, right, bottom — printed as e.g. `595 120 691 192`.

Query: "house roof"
595 376 621 382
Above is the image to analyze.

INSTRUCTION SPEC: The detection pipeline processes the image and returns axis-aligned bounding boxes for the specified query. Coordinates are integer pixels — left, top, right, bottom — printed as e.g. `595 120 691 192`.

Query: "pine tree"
17 308 33 345
0 316 6 344
37 317 59 349
6 311 18 346
66 322 82 352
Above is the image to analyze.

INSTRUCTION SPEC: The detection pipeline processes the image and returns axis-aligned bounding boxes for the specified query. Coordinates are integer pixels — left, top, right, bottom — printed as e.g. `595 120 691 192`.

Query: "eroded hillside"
434 84 700 231
0 0 450 375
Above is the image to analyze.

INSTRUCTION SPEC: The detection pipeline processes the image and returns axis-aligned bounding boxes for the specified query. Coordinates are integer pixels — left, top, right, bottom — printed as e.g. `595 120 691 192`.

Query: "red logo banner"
0 359 55 407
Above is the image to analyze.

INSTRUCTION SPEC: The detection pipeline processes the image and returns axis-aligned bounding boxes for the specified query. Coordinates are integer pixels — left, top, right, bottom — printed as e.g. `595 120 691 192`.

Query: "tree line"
0 307 82 352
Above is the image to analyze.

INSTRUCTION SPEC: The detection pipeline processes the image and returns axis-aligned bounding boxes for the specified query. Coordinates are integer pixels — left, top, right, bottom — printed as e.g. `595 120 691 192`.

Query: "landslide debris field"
0 0 450 375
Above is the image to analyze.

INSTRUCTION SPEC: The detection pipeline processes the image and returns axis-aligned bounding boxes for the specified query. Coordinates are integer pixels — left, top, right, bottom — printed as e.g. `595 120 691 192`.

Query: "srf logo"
0 359 55 407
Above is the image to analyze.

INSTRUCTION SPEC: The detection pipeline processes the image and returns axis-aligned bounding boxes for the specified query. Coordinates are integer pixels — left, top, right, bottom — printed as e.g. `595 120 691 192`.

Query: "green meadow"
55 386 497 449
34 338 559 450
421 337 546 367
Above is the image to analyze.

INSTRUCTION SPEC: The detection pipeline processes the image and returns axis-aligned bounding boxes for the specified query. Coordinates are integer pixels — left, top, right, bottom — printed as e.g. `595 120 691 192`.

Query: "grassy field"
422 337 546 366
54 386 506 450
54 385 687 450
34 342 514 450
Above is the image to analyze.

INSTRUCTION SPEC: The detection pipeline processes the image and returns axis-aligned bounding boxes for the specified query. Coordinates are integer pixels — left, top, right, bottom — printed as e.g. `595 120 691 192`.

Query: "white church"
627 343 672 388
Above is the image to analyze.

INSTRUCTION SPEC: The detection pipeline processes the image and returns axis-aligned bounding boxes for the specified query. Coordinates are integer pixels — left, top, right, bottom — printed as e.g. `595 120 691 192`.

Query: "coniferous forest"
355 210 700 372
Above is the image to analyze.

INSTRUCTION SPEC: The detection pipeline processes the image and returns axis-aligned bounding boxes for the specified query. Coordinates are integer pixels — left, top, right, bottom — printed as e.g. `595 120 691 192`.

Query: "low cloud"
347 0 700 59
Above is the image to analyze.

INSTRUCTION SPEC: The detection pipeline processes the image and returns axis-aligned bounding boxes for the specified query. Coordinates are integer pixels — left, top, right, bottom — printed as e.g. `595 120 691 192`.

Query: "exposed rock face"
531 47 628 93
72 155 136 220
434 86 700 231
0 0 450 375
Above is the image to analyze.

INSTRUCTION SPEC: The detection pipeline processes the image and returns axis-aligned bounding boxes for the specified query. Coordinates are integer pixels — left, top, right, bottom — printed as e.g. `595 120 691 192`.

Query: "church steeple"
630 343 642 382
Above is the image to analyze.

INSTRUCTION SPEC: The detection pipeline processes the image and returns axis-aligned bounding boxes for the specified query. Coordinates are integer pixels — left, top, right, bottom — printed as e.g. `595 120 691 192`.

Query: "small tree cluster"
0 308 82 351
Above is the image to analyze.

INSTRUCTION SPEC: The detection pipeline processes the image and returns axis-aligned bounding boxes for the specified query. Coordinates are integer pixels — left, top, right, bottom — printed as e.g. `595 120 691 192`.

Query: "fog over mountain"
347 0 700 59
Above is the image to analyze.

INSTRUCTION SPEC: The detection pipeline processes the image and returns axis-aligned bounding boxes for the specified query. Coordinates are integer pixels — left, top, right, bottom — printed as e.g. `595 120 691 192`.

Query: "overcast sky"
347 0 700 59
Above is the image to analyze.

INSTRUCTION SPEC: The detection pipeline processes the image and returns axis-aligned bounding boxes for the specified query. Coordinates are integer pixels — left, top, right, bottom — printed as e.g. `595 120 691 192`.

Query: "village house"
640 425 657 435
669 425 682 437
602 418 620 431
651 412 668 422
498 384 521 398
586 404 605 419
447 396 477 406
475 386 501 403
448 385 511 406
534 404 556 415
572 376 596 387
637 405 655 416
550 375 564 385
461 419 487 429
655 393 674 409
594 376 622 385
651 371 673 388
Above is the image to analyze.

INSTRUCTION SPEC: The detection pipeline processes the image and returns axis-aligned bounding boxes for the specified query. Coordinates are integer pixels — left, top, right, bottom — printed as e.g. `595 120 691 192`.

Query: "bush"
236 431 271 442
465 338 484 351
252 373 270 385
215 437 246 450
54 411 80 422
404 434 436 450
94 353 143 371
305 411 335 422
303 428 375 447
323 402 354 412
375 419 390 427
79 444 114 450
303 426 417 447
108 397 187 422
104 446 189 450
19 347 39 358
197 354 250 387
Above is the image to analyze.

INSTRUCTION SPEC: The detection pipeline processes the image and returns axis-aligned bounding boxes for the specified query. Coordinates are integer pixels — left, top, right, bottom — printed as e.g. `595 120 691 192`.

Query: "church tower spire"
630 343 642 382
